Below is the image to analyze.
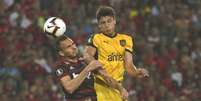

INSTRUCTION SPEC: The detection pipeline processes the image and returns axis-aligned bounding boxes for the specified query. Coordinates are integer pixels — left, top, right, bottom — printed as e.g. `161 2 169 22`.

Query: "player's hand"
87 60 102 71
136 68 149 78
120 88 129 101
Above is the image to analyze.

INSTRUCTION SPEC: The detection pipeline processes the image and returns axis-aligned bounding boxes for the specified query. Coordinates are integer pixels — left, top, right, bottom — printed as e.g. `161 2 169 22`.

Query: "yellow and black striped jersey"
88 33 134 82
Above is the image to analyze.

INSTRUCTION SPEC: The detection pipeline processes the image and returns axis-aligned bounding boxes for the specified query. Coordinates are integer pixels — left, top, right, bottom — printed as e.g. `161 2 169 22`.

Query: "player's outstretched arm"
59 61 102 94
124 51 149 78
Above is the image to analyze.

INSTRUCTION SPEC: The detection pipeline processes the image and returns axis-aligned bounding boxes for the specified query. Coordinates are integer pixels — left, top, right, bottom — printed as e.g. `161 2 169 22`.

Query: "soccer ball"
43 17 66 37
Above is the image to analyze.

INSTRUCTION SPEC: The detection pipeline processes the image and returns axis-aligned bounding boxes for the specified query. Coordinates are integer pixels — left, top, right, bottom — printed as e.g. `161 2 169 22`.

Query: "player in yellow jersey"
84 6 149 101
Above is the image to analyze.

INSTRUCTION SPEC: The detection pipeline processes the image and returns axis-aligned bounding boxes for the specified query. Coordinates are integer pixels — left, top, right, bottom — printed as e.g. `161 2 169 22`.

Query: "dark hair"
96 6 116 21
56 35 69 51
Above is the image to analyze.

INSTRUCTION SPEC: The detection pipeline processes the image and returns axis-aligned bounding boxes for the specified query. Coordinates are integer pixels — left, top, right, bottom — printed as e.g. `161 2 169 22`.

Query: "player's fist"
87 60 102 71
136 68 149 78
120 88 129 101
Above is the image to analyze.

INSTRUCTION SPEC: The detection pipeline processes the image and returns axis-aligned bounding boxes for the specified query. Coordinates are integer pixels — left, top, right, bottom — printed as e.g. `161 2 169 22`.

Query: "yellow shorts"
95 78 123 101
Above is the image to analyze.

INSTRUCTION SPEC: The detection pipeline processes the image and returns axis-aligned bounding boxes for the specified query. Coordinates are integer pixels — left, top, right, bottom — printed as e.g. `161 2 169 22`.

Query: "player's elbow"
63 86 75 94
83 53 90 60
62 83 76 94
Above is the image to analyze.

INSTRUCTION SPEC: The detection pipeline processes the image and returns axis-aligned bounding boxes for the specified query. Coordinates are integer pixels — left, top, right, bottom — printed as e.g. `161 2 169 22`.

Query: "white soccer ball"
43 17 66 37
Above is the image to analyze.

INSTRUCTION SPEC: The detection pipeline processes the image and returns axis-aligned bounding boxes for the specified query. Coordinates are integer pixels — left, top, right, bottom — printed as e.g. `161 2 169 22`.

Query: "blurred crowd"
0 0 201 101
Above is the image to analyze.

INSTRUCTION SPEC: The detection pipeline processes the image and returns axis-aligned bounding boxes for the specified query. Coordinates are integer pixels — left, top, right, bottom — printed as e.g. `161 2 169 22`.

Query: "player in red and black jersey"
53 36 128 101
53 36 102 101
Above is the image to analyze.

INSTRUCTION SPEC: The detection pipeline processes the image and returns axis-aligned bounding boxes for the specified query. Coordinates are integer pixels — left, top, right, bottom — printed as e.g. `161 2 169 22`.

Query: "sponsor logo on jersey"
108 53 123 61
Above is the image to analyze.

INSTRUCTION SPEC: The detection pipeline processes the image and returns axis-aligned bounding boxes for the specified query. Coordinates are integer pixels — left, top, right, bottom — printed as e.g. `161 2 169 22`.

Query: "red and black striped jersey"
53 58 97 101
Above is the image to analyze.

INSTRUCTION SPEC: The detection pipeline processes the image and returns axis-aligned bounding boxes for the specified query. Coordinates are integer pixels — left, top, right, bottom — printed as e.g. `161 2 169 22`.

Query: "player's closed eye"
107 19 112 23
100 21 106 25
66 42 75 48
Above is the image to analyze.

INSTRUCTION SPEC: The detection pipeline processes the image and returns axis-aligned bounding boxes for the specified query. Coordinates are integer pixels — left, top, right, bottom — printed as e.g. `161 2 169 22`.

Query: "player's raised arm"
55 61 102 94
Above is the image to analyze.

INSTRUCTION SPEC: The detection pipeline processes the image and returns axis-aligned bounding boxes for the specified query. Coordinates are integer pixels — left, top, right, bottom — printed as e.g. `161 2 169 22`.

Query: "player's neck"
65 57 78 63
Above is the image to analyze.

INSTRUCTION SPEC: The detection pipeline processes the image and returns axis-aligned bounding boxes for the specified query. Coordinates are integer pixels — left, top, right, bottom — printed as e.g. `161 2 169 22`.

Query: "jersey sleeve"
125 36 134 53
87 34 99 48
53 64 69 80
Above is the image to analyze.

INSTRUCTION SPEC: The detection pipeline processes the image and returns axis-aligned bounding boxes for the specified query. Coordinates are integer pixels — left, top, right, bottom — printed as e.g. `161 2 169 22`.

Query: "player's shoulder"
53 60 71 78
90 33 102 39
54 59 70 70
87 33 102 44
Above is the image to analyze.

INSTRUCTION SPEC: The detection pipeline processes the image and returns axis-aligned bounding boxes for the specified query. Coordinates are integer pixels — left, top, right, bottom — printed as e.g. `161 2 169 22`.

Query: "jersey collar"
102 32 118 38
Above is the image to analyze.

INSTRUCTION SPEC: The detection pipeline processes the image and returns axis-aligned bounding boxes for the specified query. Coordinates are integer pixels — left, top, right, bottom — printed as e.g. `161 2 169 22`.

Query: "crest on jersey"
56 68 64 76
120 40 126 47
70 66 75 70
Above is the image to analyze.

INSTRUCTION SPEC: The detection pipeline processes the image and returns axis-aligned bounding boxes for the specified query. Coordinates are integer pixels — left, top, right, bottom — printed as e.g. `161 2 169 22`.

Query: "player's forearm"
98 69 124 91
125 63 138 77
62 68 90 94
105 77 124 92
124 51 139 77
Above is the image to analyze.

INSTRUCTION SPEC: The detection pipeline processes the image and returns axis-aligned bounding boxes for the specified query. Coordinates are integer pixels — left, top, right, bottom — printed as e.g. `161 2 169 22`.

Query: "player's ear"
59 51 65 56
98 23 101 29
113 17 116 25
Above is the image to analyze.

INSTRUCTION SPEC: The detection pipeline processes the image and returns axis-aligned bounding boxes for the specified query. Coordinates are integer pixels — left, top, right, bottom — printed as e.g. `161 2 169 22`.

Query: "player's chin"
69 52 77 58
72 50 78 56
102 30 111 34
72 53 77 58
106 30 113 34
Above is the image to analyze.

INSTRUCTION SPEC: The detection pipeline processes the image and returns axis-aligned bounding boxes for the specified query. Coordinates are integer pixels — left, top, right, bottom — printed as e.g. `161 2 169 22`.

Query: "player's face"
98 16 116 35
59 39 78 58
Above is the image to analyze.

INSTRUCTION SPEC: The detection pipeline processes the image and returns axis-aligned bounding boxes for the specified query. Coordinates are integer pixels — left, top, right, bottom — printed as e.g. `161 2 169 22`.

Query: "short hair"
96 6 116 21
56 35 69 51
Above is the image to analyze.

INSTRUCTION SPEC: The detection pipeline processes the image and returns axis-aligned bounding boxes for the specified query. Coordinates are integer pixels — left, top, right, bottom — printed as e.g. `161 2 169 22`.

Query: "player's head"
57 36 78 58
96 6 116 35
